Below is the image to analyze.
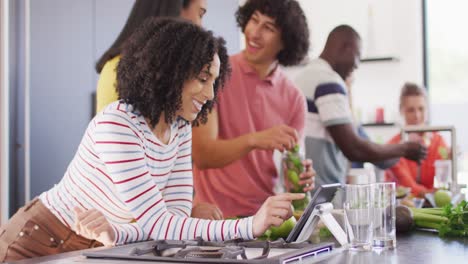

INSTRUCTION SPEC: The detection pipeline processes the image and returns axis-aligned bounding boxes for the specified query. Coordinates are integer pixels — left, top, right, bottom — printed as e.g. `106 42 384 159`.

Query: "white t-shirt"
294 58 353 185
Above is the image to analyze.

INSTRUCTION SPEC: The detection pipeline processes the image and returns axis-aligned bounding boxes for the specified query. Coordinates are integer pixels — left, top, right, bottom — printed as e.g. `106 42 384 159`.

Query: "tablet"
285 183 342 243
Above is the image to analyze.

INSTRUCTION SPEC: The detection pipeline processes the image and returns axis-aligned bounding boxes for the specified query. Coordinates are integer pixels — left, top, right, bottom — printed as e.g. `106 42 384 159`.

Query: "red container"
375 107 385 123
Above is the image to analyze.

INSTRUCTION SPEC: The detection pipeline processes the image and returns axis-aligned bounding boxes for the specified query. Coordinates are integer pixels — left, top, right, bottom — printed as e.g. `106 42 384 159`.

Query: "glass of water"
372 182 396 250
434 160 452 189
344 184 373 251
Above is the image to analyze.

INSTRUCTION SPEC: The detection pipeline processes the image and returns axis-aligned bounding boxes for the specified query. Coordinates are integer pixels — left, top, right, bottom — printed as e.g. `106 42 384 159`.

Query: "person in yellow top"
95 0 208 113
96 0 220 220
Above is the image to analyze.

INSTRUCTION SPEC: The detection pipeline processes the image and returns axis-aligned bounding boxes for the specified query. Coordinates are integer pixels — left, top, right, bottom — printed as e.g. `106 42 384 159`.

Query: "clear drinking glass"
344 184 373 251
372 182 396 250
434 160 452 190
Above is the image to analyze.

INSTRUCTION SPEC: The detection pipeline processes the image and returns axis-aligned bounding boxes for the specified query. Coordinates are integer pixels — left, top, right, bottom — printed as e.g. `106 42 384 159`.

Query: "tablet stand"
294 202 348 246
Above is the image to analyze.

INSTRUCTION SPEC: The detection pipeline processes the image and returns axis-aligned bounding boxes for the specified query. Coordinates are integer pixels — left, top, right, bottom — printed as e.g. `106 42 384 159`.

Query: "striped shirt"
39 101 253 245
294 58 353 185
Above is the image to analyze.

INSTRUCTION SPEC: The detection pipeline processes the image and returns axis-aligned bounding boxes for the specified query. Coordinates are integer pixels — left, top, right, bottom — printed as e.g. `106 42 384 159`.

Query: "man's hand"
299 159 315 192
73 207 115 246
402 141 427 162
191 202 224 220
250 125 299 152
252 193 305 237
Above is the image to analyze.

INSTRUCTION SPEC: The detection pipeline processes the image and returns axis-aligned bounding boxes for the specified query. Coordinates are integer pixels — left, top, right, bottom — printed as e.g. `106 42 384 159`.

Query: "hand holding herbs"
396 200 468 237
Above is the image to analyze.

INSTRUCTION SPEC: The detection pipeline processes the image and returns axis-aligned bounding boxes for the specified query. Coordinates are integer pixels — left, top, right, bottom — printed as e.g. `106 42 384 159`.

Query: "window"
425 0 468 191
426 0 468 104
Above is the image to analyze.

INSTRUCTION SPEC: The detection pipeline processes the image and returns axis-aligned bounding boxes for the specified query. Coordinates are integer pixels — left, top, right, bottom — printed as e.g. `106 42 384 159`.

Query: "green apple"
434 190 451 207
265 216 297 240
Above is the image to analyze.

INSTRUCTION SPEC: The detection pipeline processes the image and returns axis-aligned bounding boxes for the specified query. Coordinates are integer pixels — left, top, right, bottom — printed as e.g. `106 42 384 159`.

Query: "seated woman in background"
0 18 305 262
385 82 448 197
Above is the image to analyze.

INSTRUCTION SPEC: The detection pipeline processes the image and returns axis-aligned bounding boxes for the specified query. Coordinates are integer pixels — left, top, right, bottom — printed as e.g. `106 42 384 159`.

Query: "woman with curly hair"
0 18 305 262
192 0 315 218
95 0 208 113
95 0 220 221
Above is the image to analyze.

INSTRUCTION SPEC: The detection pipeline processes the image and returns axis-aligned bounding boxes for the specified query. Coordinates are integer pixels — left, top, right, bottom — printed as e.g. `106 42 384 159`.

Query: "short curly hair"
117 17 230 127
236 0 310 66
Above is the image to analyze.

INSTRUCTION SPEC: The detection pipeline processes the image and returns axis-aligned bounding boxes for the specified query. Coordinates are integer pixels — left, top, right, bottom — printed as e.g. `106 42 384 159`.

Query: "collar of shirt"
315 57 335 73
236 52 281 86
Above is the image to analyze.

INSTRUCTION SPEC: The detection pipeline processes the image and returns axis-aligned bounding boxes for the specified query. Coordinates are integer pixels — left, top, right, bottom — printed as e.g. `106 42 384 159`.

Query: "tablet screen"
286 183 342 243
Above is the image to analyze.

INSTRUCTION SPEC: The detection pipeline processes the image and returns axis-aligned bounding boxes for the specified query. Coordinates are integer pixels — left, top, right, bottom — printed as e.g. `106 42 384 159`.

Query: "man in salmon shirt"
191 0 314 218
386 83 448 197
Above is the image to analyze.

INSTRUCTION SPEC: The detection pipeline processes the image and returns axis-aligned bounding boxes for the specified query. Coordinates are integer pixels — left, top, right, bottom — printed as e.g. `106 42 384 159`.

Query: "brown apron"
0 198 103 262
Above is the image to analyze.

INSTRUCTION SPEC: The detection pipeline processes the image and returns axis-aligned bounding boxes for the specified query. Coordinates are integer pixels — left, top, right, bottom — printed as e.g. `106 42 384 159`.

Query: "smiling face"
180 0 207 26
243 11 283 66
401 95 427 126
178 53 220 122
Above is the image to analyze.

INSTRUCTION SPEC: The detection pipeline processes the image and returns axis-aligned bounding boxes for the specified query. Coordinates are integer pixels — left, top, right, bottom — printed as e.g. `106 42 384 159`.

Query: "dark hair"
117 17 230 127
326 24 361 45
399 82 427 109
235 0 309 66
182 0 192 8
95 0 186 73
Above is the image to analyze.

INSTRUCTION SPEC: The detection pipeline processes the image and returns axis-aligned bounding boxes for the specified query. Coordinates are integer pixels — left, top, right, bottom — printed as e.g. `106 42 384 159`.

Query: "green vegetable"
439 200 468 237
410 208 445 216
292 145 300 153
288 153 304 172
287 170 300 189
260 216 297 241
283 145 310 210
407 201 468 237
414 220 441 230
412 211 448 223
434 190 451 207
319 227 333 238
292 198 309 211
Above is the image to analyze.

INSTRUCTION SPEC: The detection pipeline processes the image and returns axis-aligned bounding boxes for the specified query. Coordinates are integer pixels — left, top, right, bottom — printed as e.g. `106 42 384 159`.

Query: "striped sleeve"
164 123 193 217
314 82 352 126
110 222 145 245
93 113 253 245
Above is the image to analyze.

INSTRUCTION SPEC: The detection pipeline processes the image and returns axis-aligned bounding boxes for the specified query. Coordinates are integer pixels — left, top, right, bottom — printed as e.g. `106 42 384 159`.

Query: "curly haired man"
192 0 315 218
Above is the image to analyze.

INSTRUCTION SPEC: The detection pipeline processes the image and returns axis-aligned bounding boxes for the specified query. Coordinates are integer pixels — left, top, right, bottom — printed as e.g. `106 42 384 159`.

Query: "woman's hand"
252 193 305 237
73 207 115 246
191 202 224 220
299 159 315 192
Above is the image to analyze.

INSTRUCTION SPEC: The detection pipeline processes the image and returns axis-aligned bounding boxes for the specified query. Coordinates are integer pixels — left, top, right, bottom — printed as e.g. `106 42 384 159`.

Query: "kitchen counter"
316 231 468 264
11 231 468 264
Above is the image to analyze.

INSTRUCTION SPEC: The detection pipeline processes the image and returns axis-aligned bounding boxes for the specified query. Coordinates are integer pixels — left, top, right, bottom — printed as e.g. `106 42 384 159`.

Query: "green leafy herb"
283 145 309 210
409 201 468 237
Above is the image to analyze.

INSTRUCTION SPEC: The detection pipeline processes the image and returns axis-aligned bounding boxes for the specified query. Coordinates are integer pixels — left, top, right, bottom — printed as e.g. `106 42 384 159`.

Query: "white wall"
0 0 10 225
285 0 424 125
